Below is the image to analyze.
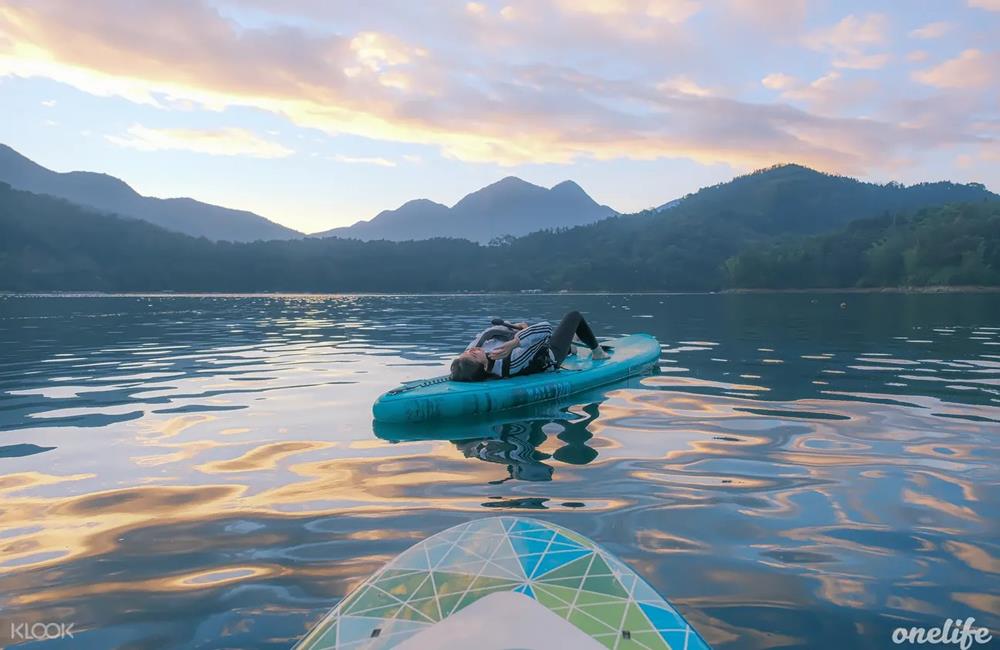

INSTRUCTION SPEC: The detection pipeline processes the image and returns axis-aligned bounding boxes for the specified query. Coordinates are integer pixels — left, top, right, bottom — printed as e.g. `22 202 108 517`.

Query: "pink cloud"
913 49 999 89
763 71 879 115
908 21 954 39
726 0 807 34
0 0 990 178
804 13 891 70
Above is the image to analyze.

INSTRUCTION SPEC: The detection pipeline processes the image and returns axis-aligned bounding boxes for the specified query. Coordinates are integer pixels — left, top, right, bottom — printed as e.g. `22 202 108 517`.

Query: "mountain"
661 163 995 235
316 199 452 241
725 202 1000 288
0 144 302 242
655 198 683 212
493 164 1000 290
314 176 616 242
2 164 997 292
0 182 480 292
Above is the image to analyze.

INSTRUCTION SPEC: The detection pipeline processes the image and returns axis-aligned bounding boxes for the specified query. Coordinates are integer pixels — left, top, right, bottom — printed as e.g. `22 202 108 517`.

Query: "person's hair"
451 355 487 382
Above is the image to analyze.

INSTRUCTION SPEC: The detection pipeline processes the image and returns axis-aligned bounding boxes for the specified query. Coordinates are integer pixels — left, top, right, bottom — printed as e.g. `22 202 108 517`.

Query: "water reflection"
376 397 608 483
0 293 998 649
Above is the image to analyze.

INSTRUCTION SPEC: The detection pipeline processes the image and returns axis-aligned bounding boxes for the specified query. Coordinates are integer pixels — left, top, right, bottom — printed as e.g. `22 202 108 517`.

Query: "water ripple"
0 293 998 649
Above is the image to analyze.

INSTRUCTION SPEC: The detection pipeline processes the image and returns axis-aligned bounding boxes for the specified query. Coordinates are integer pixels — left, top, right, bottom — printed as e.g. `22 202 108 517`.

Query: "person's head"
451 348 488 381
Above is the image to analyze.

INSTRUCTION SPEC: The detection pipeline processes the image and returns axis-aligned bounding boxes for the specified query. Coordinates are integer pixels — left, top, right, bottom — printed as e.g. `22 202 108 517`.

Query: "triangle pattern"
530 548 593 579
297 517 709 650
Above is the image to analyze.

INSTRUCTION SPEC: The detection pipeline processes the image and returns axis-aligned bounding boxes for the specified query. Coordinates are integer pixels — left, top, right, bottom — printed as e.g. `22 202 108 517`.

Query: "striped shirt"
467 321 552 378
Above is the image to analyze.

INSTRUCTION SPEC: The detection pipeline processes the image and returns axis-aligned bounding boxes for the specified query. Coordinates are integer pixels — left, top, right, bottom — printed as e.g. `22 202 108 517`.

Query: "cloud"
331 154 396 167
106 125 294 158
41 99 56 107
554 0 700 22
908 21 953 39
967 0 1000 10
0 0 989 177
501 0 702 45
804 13 891 69
761 73 797 91
350 31 419 72
912 49 999 89
727 0 807 32
805 13 888 50
764 71 878 114
906 50 929 63
658 75 712 96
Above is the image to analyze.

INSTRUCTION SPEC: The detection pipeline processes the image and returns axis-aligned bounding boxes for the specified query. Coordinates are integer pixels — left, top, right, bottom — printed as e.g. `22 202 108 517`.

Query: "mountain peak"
551 179 584 193
481 176 539 193
399 198 445 209
0 143 302 241
321 176 615 243
497 175 531 185
748 163 834 181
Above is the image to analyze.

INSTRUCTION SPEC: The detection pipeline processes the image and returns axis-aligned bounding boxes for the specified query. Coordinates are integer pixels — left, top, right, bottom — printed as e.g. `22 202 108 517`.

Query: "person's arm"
507 321 552 374
488 333 521 360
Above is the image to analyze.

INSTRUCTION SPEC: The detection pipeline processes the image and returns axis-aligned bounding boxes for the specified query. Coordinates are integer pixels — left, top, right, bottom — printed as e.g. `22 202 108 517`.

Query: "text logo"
10 622 76 641
892 618 992 649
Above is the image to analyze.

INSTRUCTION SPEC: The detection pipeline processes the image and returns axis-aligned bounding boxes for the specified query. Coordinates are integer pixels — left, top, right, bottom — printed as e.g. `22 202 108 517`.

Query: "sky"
0 0 997 234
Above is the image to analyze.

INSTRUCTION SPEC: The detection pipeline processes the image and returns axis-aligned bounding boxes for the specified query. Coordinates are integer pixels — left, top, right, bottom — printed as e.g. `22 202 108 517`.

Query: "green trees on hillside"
2 175 999 292
725 203 1000 288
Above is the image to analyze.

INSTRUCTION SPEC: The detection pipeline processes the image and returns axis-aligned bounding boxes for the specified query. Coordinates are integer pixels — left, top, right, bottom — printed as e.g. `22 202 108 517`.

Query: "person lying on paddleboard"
450 310 609 382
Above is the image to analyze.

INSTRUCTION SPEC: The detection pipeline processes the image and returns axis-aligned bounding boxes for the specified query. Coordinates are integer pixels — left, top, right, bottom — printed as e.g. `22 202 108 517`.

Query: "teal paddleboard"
296 516 711 650
373 333 661 423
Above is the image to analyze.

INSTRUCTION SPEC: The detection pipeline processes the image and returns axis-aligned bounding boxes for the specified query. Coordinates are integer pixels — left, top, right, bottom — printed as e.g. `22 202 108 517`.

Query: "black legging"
549 311 600 366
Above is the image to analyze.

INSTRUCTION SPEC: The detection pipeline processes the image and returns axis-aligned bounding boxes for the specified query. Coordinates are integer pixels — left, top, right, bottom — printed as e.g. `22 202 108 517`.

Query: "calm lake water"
0 293 998 649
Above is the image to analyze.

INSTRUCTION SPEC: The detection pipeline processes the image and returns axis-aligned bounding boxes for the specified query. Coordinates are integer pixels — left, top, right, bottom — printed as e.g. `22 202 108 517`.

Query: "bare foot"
591 346 609 360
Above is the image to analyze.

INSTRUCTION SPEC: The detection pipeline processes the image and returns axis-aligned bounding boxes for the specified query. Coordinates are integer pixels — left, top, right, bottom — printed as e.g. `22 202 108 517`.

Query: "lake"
0 293 997 649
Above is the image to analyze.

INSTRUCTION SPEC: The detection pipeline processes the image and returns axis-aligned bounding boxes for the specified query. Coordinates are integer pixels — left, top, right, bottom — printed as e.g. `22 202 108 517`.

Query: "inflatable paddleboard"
373 334 661 423
296 517 711 650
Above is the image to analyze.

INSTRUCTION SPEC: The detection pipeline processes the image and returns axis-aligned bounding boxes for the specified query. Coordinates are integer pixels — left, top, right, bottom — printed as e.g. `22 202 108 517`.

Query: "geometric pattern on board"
295 516 712 650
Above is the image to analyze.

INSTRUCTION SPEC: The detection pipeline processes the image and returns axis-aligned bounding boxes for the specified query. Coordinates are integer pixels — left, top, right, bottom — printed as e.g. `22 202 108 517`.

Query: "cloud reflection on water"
0 293 997 649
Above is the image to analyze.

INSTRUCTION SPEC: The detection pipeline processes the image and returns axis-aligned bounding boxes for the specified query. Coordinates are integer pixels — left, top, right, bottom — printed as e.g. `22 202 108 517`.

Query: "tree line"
2 178 998 292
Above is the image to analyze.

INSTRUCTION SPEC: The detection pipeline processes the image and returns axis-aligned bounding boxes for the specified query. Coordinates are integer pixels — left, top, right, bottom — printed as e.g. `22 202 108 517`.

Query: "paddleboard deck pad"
373 333 661 423
296 516 711 650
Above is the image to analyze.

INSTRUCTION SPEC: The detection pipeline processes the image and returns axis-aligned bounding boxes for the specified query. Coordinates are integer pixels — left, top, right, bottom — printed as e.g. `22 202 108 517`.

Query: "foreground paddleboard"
297 516 711 650
373 333 661 423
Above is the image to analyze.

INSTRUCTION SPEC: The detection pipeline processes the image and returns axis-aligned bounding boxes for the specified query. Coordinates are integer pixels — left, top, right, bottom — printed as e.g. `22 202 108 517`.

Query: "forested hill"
659 163 996 235
467 166 998 290
1 164 997 292
725 202 1000 289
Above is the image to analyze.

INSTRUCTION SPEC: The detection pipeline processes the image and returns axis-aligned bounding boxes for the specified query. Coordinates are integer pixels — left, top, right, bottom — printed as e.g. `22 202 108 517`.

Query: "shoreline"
2 286 999 298
721 286 1000 294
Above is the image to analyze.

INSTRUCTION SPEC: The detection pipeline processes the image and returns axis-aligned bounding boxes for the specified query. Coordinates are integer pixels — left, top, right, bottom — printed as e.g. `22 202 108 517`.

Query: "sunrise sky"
1 0 997 233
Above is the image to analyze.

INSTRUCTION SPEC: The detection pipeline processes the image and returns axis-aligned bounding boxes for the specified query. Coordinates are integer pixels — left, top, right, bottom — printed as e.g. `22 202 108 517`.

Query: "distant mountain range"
2 162 996 292
0 144 618 243
313 176 616 243
0 144 302 242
